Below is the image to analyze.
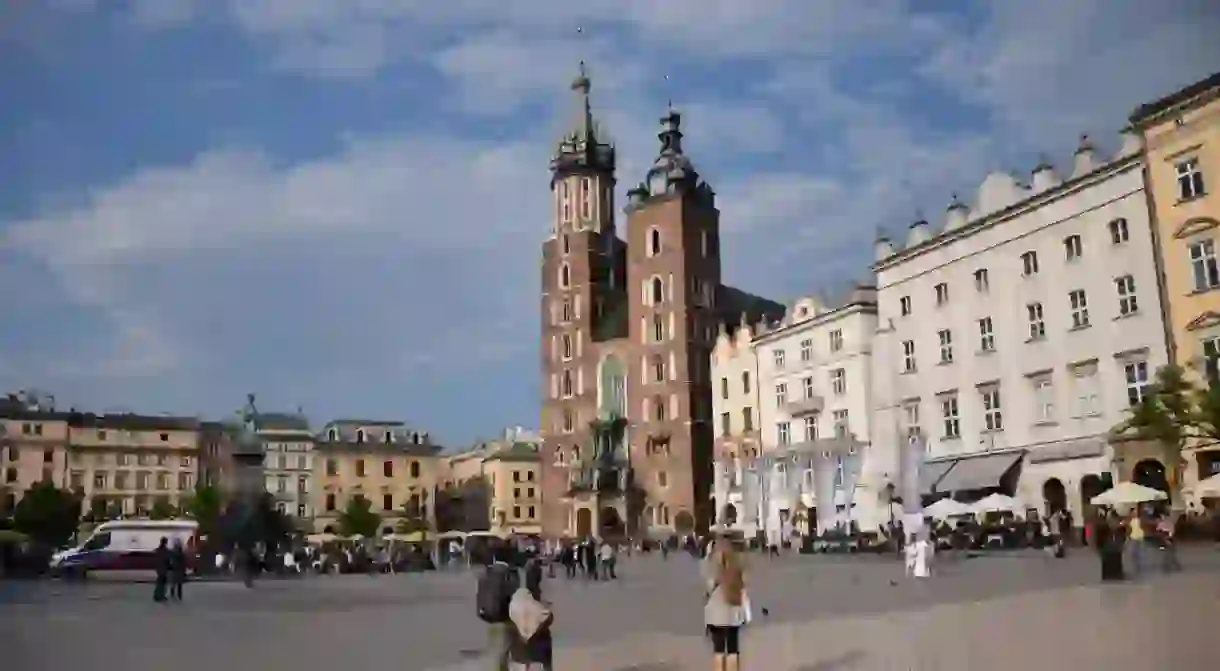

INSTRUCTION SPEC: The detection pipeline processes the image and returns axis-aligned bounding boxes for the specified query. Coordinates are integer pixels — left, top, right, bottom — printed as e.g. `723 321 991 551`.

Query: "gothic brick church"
539 64 783 540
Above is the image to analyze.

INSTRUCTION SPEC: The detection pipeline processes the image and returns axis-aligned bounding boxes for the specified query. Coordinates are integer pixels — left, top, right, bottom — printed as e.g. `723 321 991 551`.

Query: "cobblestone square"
3 548 1218 670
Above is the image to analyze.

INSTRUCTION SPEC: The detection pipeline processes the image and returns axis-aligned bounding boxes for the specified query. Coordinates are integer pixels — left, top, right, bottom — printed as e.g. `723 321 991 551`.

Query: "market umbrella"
1090 482 1168 506
971 493 1023 514
925 498 972 519
1193 473 1220 498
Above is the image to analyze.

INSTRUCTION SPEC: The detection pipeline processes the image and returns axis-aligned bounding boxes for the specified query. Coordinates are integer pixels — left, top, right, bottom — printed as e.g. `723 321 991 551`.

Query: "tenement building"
257 411 314 519
538 65 783 539
312 419 441 535
871 129 1169 524
1129 71 1220 502
436 429 543 535
711 289 880 541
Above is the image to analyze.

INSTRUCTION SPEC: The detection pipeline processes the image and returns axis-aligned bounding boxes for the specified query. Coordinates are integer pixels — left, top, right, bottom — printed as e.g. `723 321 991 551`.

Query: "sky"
1 0 1218 448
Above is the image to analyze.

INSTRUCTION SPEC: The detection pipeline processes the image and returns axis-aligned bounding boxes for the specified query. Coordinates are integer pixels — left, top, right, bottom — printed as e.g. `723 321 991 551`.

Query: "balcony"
567 460 632 496
786 395 824 416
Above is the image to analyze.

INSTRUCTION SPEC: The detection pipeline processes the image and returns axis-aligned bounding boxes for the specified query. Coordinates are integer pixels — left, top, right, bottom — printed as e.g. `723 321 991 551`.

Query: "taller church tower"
539 64 626 538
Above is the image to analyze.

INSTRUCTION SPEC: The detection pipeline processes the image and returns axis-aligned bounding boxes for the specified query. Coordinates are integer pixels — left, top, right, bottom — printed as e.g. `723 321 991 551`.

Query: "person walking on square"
1157 512 1181 573
477 547 520 671
509 560 554 670
152 537 170 603
168 538 188 602
599 540 616 580
1126 508 1146 578
704 541 749 671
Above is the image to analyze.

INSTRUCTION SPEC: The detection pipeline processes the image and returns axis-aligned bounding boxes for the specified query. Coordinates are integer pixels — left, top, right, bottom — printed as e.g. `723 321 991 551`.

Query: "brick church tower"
540 65 781 540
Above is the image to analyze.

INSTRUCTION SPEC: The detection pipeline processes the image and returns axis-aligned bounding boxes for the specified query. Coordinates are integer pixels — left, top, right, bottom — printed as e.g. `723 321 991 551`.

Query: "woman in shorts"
703 540 749 671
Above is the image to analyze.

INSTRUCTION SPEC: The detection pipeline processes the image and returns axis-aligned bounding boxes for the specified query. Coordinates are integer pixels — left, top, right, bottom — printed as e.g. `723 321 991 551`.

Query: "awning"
1027 439 1105 464
935 451 1024 493
919 460 957 495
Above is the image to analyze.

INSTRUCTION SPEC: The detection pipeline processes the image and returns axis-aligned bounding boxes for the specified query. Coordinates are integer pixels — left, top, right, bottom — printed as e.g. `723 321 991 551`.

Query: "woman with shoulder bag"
703 541 750 671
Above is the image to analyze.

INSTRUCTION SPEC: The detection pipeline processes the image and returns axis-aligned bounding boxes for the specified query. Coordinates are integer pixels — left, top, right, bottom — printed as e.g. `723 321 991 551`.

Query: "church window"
562 234 570 255
652 277 665 304
648 227 662 256
582 178 593 220
559 263 571 289
652 355 666 383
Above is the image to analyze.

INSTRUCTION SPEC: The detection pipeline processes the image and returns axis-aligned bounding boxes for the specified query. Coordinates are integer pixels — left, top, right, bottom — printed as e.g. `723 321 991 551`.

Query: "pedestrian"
704 541 750 671
169 538 187 601
477 547 520 671
599 540 616 580
152 537 170 603
1126 508 1145 578
1157 512 1181 573
583 539 598 580
508 560 554 670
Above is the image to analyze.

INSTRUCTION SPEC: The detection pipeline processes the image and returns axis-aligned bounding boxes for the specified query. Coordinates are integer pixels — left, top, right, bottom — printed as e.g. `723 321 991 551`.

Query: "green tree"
181 484 224 538
338 495 380 538
12 481 82 547
149 498 178 520
1113 364 1219 485
395 496 429 540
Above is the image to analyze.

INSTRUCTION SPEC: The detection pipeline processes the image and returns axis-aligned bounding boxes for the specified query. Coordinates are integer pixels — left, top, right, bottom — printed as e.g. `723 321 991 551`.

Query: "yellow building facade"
1131 71 1220 497
311 420 442 535
0 411 70 512
437 440 542 535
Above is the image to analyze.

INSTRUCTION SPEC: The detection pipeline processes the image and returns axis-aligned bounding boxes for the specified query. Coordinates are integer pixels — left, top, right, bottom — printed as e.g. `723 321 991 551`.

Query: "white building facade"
712 290 881 540
870 132 1170 524
259 413 315 519
710 319 763 534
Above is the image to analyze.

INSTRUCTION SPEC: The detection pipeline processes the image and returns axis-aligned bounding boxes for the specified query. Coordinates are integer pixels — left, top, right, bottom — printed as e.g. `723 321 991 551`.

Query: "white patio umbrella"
1194 473 1220 498
925 498 972 520
971 493 1022 514
1090 482 1168 506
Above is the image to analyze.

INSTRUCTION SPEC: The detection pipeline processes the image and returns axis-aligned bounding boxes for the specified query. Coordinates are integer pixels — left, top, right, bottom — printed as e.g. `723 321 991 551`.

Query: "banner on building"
899 433 926 518
812 452 838 534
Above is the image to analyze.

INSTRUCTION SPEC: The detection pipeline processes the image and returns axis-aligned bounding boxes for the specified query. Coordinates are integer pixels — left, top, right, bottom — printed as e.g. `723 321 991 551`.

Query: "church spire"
571 61 593 142
551 61 615 179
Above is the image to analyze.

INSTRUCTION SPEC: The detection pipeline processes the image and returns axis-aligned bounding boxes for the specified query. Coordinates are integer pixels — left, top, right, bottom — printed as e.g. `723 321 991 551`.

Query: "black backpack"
476 563 518 623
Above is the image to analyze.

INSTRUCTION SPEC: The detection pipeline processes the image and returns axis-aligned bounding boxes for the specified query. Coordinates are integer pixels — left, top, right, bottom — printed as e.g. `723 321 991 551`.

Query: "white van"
51 519 200 579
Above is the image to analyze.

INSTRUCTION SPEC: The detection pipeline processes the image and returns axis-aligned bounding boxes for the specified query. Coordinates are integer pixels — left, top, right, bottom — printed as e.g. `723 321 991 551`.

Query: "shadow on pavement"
792 649 867 670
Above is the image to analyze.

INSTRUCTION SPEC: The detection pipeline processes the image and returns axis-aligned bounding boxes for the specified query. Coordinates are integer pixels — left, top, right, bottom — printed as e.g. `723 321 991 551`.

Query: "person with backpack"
508 560 554 670
477 547 521 671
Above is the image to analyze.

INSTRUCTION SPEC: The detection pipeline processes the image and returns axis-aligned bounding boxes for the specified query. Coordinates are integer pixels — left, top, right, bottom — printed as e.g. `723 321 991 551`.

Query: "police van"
51 519 199 580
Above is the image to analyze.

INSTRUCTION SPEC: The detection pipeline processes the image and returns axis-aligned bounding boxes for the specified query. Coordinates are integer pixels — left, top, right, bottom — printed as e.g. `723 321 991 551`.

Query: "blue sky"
1 0 1218 447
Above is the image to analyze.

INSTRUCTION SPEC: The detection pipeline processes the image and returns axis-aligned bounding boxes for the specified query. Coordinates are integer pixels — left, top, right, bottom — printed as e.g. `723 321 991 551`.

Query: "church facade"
538 65 783 539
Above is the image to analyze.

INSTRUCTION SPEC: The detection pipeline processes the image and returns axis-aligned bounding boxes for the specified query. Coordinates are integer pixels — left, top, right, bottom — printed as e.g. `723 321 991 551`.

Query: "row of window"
774 410 851 445
644 225 717 259
323 492 428 515
899 281 1140 373
322 428 426 445
769 370 848 405
898 360 1150 442
67 470 195 492
555 176 605 226
769 331 844 370
322 459 423 479
13 422 179 443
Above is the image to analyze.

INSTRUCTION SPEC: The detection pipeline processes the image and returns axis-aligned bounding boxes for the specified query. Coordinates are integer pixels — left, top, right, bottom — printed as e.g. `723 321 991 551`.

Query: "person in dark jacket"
152 537 170 602
169 538 188 601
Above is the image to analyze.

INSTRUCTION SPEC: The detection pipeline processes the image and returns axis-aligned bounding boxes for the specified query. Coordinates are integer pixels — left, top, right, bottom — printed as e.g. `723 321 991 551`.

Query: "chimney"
874 228 894 261
944 195 968 232
1072 134 1097 178
906 217 932 247
1031 156 1060 192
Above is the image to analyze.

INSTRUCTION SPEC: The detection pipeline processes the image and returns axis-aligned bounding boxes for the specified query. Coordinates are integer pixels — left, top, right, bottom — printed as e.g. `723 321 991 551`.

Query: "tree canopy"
338 495 380 538
149 498 178 520
1113 364 1219 451
395 497 429 538
180 484 224 538
12 481 82 547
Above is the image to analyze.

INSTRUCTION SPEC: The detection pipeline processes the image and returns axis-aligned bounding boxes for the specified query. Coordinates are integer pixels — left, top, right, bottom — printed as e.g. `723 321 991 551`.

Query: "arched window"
581 177 593 220
654 395 666 422
559 263 571 289
648 227 662 256
652 277 664 304
411 431 420 444
327 428 337 441
652 355 666 383
410 461 420 479
355 429 366 444
383 431 393 444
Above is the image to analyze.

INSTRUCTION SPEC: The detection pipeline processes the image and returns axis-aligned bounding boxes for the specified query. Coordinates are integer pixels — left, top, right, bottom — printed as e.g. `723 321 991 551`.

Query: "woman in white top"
704 541 749 671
